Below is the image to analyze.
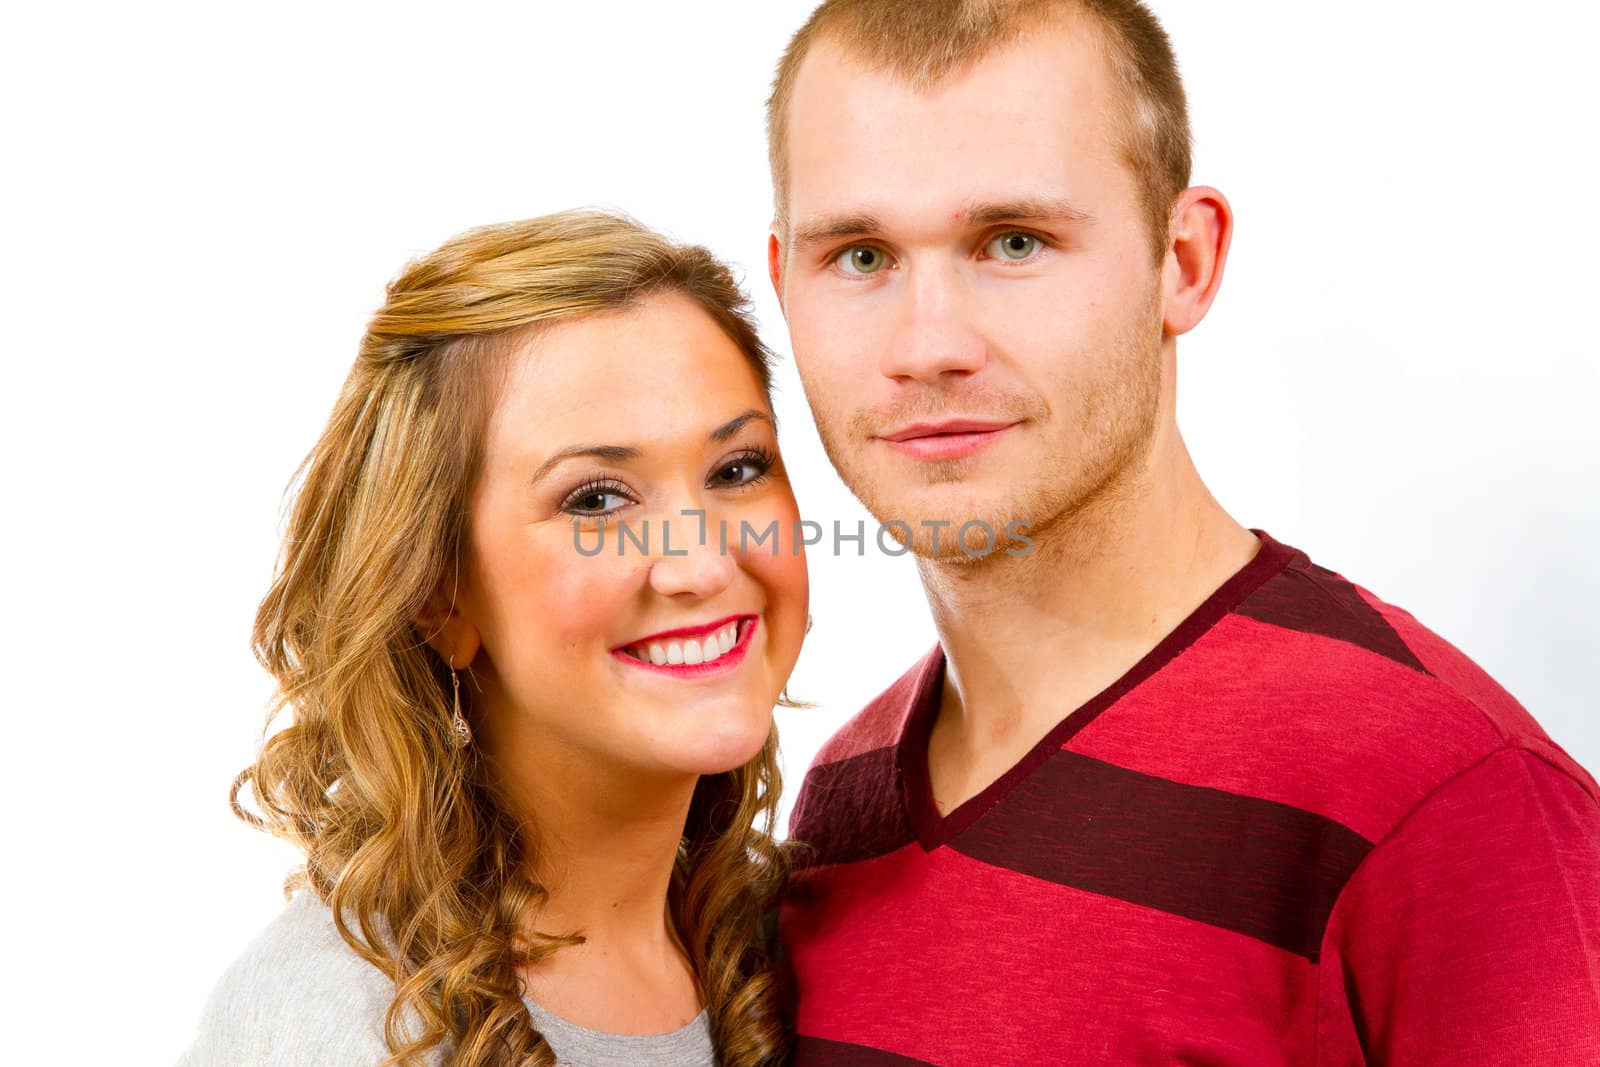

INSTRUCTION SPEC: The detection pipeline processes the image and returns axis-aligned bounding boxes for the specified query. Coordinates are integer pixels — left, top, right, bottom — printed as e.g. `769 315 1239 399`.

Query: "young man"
763 2 1600 1063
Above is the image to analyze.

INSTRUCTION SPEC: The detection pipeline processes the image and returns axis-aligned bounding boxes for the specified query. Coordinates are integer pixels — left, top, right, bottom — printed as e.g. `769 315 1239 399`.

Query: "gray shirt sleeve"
176 892 436 1067
177 892 716 1067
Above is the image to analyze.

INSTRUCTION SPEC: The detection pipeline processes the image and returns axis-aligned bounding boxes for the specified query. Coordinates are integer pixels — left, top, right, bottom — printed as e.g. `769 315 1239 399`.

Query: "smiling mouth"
617 617 756 669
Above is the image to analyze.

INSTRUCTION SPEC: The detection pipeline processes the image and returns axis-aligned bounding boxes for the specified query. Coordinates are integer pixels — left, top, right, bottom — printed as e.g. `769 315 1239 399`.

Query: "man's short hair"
766 0 1192 262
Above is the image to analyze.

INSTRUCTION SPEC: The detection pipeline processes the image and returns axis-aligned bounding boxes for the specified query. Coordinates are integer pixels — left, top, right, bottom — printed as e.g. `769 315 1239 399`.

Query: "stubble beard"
805 277 1166 566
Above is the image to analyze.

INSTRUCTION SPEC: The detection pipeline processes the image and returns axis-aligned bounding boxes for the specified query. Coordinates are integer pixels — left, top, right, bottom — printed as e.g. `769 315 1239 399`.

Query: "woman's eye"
986 232 1041 261
835 244 891 275
563 484 631 516
711 453 772 488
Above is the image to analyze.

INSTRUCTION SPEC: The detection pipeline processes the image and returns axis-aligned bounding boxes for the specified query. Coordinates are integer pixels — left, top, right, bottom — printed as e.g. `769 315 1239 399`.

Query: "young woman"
180 210 811 1066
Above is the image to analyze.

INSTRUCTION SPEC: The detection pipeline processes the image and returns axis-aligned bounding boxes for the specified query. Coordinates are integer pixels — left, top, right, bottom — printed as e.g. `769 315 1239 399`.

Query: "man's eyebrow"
530 411 774 484
790 200 1093 251
965 197 1094 227
791 213 885 250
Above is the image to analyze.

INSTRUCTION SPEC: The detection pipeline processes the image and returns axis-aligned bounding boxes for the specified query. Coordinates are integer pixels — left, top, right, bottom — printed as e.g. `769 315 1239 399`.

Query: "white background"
4 2 1596 1062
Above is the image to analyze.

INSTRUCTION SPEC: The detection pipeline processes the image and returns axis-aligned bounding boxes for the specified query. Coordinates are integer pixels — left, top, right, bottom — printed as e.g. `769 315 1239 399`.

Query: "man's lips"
879 418 1019 442
878 419 1020 460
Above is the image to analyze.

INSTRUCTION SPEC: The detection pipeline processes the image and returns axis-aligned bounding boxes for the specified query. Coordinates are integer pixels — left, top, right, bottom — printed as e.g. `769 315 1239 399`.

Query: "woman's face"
445 290 809 785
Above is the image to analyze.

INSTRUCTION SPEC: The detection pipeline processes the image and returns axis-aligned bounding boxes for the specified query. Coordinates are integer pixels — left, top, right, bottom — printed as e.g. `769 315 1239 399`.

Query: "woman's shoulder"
178 890 431 1067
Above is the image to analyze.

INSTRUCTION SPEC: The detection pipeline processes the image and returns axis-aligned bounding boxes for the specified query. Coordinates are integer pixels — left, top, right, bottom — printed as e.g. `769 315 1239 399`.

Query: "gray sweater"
177 891 714 1067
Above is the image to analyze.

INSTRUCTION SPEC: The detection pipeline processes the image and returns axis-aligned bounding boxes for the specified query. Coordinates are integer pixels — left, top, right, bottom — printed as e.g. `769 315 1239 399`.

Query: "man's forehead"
782 28 1122 234
784 16 1116 137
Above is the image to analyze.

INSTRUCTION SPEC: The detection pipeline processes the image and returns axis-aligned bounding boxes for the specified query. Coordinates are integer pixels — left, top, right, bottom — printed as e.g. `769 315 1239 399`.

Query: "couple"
183 1 1600 1065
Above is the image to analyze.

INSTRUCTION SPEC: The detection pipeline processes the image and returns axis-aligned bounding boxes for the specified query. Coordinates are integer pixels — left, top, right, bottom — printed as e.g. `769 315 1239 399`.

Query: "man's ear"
411 575 481 669
1161 185 1233 337
767 229 786 315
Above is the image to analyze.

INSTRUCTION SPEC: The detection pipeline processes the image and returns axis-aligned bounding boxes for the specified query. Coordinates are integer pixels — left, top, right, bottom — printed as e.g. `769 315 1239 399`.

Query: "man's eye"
986 232 1041 261
835 245 891 275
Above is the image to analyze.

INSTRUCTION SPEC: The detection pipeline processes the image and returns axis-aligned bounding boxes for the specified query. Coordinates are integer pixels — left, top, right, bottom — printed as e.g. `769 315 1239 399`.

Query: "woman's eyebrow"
711 409 773 442
530 411 773 485
530 444 640 485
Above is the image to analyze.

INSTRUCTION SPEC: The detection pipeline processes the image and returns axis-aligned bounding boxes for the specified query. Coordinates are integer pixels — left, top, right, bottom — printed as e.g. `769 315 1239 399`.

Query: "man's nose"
877 260 988 383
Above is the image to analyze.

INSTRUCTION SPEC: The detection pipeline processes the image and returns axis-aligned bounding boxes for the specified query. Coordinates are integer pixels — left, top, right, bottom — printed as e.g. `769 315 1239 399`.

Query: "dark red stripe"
1235 559 1430 676
949 750 1373 960
900 531 1301 849
794 1036 940 1066
788 745 916 871
784 847 1323 1063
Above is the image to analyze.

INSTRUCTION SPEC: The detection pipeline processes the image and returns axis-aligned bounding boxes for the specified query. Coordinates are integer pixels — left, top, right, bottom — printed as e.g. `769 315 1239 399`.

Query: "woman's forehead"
484 291 773 466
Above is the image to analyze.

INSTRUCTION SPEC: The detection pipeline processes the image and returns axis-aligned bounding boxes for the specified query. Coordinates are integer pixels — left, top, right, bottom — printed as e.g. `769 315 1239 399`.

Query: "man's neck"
915 429 1257 815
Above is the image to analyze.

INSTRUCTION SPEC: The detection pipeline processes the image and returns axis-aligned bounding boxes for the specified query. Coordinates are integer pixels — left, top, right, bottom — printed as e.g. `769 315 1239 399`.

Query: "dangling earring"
450 666 473 747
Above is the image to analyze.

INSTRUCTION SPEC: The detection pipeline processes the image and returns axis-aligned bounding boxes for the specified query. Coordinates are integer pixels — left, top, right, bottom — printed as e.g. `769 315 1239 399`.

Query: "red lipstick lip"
611 616 759 678
880 419 1018 442
612 612 752 653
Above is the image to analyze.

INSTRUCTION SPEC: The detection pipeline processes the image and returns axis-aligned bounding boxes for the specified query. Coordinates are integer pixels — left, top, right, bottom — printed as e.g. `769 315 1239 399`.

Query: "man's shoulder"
805 641 941 772
785 643 940 862
1230 547 1572 755
1337 571 1598 808
178 890 420 1067
1145 541 1600 836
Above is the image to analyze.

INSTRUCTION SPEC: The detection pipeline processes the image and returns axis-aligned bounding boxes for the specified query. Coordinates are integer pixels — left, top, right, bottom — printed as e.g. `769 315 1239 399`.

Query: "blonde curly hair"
233 209 794 1066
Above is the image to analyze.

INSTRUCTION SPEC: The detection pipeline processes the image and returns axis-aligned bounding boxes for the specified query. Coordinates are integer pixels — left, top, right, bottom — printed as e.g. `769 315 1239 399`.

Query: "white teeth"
627 621 743 667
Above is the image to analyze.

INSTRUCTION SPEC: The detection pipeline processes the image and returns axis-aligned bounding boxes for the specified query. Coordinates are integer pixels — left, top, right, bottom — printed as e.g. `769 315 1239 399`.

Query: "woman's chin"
656 707 775 777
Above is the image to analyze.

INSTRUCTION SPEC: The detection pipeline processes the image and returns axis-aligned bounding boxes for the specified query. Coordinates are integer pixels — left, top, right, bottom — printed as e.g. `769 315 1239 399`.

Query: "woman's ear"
411 575 482 669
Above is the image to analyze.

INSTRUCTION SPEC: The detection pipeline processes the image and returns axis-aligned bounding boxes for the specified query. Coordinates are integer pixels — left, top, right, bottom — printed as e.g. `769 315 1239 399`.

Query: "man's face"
773 21 1169 559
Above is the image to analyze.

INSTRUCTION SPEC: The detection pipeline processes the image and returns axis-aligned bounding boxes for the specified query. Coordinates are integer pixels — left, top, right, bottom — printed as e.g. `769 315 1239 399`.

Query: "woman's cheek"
533 544 640 651
480 526 636 671
747 494 810 675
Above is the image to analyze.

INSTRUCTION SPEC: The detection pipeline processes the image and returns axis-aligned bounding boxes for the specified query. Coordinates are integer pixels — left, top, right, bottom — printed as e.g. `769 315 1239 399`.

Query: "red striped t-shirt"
780 531 1600 1065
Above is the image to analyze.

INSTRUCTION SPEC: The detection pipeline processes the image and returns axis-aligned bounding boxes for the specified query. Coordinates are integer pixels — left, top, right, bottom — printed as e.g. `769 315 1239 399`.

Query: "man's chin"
859 499 1040 563
914 523 1037 563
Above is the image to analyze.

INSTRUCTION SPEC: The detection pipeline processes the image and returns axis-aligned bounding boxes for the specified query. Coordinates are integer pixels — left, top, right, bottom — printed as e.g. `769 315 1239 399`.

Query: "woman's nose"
644 511 737 600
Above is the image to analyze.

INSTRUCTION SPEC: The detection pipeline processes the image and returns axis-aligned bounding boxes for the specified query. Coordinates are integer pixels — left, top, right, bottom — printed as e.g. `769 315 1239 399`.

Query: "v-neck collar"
897 529 1303 850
